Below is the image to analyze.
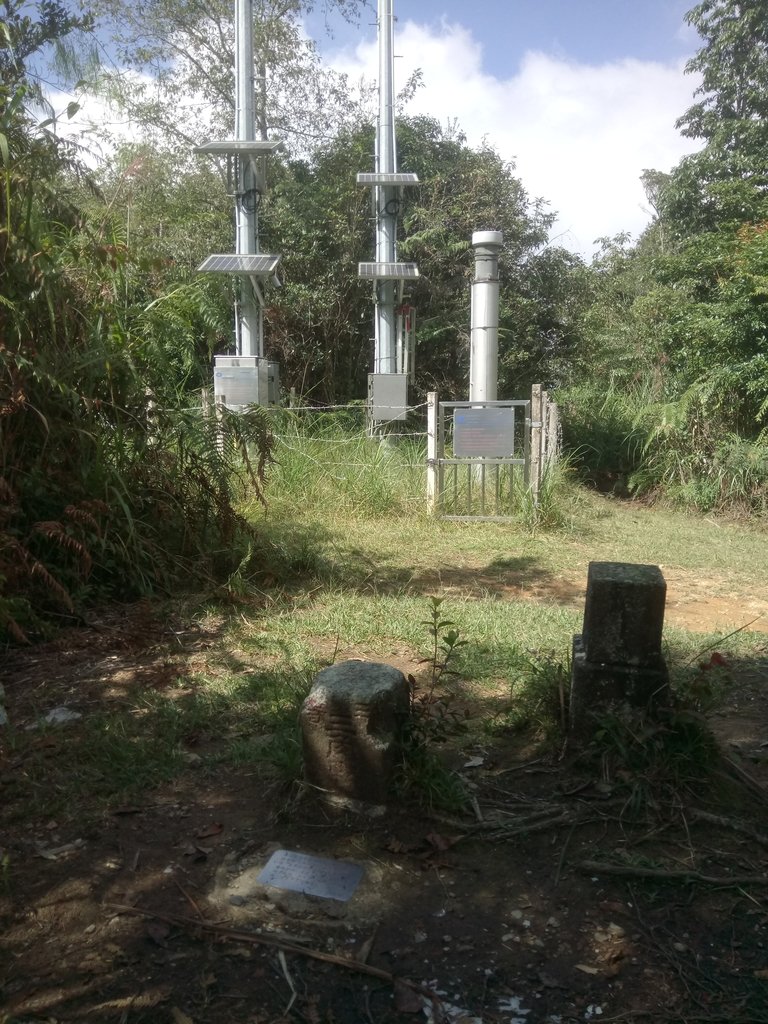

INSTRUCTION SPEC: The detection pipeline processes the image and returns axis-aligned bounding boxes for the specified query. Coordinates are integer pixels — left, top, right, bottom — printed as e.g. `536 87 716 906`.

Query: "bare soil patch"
2 602 768 1024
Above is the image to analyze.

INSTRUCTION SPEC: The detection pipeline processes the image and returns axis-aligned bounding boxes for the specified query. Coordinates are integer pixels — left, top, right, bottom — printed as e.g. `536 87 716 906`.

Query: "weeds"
559 379 768 514
587 704 721 817
500 651 570 740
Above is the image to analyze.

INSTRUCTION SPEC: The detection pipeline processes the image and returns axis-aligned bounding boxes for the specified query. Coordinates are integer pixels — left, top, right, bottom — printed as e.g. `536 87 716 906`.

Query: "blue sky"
310 0 696 70
307 0 704 254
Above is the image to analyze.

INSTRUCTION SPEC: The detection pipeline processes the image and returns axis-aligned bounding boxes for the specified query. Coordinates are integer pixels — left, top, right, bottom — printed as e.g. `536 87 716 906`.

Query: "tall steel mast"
234 0 261 357
375 0 397 374
195 0 283 409
357 0 419 425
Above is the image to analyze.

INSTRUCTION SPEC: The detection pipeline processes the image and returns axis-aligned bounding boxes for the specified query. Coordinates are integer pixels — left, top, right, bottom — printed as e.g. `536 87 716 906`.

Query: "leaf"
171 1009 195 1024
393 979 424 1013
463 756 485 769
425 832 461 851
385 837 418 854
146 920 171 947
575 963 600 975
195 822 223 839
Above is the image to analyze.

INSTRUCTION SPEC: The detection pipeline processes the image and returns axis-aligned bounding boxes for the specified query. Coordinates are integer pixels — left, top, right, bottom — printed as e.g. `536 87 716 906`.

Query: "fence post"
427 391 438 515
546 399 560 465
530 383 543 505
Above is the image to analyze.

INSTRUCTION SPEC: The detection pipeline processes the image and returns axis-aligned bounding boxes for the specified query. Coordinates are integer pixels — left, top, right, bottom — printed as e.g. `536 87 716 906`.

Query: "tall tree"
663 0 768 235
1 4 274 640
264 116 585 403
83 0 370 151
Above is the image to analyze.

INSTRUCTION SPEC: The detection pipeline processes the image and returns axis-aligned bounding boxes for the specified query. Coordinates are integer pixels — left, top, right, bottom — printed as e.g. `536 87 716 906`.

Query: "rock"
300 660 409 803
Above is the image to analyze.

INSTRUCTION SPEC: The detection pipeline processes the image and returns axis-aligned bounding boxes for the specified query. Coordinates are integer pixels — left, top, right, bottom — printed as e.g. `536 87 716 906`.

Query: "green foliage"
560 381 768 513
560 2 768 514
419 595 468 695
267 116 586 403
0 29 274 641
558 381 651 491
1 0 92 91
86 0 367 153
630 392 768 513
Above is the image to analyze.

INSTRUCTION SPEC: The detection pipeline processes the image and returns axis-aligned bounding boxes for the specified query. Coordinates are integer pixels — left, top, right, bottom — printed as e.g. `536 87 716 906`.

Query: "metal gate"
427 396 534 520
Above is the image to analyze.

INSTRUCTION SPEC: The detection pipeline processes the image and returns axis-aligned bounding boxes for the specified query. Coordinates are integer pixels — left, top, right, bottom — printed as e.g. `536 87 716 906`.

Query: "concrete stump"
300 660 410 803
569 562 670 738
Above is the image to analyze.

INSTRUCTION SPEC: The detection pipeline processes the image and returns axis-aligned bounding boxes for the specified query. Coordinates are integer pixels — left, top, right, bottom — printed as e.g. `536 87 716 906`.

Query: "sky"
306 0 705 255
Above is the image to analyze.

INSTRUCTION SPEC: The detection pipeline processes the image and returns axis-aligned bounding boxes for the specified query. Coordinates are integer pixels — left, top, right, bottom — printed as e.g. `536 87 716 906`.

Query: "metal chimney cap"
472 230 503 249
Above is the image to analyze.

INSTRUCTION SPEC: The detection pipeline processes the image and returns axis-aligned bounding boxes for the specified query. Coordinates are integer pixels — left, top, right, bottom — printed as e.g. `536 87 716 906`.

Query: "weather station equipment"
195 0 282 410
358 0 419 429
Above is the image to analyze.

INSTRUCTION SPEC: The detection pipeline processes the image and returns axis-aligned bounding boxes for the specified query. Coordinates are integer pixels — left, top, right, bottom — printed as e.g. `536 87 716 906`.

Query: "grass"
4 420 767 817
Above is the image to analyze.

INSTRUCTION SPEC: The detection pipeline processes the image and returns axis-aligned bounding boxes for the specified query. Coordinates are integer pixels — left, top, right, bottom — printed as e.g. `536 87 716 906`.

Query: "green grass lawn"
5 437 766 816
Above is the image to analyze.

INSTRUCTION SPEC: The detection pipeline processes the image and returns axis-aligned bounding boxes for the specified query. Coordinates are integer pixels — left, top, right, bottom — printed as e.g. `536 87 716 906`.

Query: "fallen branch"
689 808 768 848
720 755 768 807
106 904 441 1007
486 811 581 840
579 860 768 887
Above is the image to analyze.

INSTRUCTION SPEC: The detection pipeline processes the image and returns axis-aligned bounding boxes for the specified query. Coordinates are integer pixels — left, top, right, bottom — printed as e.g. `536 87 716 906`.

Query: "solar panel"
356 172 419 185
198 254 281 274
194 140 283 155
358 262 419 280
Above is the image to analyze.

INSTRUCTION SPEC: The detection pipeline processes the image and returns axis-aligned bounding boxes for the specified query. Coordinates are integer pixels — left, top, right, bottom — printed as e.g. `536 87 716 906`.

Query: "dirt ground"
2 581 768 1024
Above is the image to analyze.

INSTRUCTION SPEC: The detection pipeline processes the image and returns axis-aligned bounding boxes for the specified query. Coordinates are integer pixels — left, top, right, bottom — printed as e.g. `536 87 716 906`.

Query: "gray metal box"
368 373 408 422
214 355 279 409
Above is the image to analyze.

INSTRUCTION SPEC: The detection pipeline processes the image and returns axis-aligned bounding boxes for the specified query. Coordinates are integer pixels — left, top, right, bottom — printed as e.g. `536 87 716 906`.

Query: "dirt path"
2 578 768 1024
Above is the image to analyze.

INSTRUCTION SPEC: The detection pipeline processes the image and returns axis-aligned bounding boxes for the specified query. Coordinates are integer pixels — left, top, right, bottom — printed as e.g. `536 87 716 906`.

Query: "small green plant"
397 597 470 811
421 596 468 697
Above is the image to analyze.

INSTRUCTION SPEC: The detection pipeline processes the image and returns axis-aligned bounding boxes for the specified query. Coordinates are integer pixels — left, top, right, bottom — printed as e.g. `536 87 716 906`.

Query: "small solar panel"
356 172 419 185
358 262 419 280
198 254 281 274
194 140 283 155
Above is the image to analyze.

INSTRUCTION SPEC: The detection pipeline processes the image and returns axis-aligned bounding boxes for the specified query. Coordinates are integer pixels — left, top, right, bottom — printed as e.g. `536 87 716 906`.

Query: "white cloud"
43 84 149 166
330 19 702 257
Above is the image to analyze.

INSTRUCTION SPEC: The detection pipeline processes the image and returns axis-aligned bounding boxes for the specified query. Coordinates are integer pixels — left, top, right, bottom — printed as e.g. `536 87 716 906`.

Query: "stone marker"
569 562 670 738
300 660 410 803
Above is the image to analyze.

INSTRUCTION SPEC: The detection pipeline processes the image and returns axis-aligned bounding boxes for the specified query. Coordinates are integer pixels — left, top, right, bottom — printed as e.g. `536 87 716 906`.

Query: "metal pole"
375 0 396 374
235 0 262 357
427 391 438 514
469 231 503 403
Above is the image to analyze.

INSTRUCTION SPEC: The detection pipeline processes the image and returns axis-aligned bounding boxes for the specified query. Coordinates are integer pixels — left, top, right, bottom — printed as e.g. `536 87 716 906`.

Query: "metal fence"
427 386 560 519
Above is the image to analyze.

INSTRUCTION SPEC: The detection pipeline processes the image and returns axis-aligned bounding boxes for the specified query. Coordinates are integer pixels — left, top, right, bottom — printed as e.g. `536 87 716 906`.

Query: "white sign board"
453 407 516 457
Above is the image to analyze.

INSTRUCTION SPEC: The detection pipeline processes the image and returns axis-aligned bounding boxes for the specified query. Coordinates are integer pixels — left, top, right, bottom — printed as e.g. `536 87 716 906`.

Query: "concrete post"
546 399 560 465
569 562 671 739
529 383 543 504
301 661 410 804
